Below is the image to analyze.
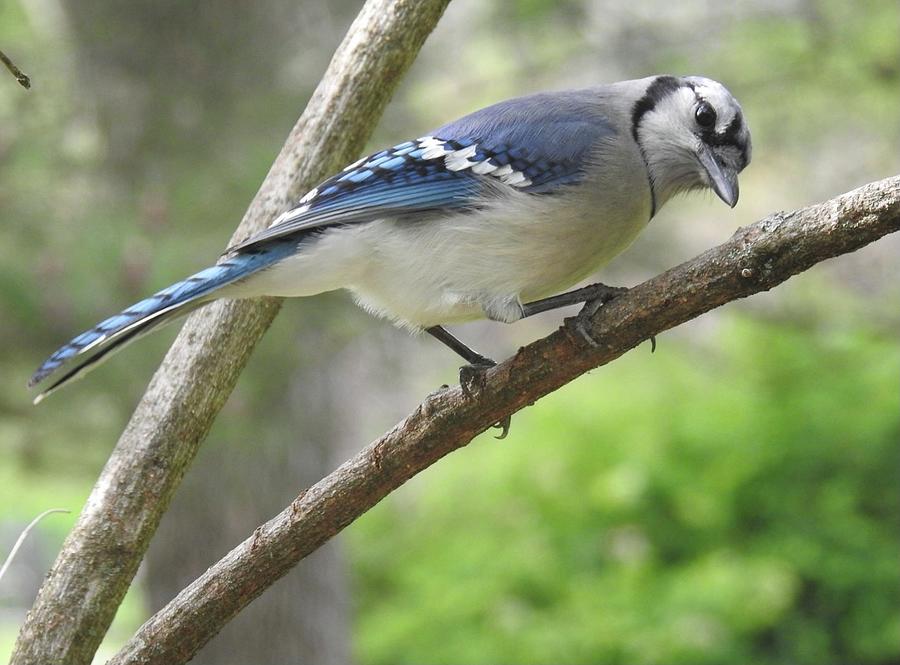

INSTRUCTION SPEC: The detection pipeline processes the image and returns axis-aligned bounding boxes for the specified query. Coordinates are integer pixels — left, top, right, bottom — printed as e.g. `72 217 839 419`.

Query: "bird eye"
695 102 717 128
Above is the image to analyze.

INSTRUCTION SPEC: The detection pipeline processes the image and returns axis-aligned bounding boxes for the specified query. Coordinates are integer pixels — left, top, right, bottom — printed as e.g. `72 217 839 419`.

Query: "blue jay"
30 75 751 403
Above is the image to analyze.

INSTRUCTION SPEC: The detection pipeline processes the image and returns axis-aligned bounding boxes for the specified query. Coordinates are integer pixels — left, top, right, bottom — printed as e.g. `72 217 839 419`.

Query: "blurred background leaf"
1 0 898 663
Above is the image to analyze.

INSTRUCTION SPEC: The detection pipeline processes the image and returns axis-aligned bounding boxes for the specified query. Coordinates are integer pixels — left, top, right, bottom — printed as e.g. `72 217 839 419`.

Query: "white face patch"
635 76 750 210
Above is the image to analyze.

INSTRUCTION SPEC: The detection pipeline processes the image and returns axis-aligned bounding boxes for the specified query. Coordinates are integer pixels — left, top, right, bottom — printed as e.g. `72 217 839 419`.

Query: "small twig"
0 49 31 89
0 509 70 585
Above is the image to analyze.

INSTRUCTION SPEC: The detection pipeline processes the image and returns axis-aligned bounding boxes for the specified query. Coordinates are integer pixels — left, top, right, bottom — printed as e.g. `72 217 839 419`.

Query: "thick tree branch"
110 175 900 664
10 2 451 664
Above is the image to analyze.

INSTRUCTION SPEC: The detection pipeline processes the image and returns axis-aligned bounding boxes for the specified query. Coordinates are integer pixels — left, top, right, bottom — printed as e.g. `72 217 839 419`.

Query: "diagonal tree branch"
10 1 451 664
0 48 31 89
110 175 900 665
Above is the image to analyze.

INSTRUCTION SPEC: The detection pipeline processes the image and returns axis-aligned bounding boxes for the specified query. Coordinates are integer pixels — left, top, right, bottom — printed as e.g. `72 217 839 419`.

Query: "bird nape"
30 74 750 404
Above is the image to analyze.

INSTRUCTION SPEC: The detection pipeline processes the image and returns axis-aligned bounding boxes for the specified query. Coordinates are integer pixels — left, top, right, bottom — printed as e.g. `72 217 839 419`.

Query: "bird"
29 74 751 404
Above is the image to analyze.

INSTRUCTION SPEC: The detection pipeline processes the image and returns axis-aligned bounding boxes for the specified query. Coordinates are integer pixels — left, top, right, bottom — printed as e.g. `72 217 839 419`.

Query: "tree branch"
109 175 900 664
0 48 31 89
10 2 451 664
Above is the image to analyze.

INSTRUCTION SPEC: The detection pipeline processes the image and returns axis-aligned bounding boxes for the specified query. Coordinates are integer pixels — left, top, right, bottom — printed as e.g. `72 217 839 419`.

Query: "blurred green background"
1 1 898 663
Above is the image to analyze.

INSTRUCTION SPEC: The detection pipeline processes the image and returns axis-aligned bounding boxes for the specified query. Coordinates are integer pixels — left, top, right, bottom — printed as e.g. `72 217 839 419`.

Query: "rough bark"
9 1 451 664
106 175 900 665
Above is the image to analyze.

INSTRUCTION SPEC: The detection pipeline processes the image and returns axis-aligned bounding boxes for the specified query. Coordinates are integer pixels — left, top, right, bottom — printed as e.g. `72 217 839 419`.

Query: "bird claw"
459 358 496 399
569 285 628 349
574 306 602 348
458 358 513 438
493 416 512 440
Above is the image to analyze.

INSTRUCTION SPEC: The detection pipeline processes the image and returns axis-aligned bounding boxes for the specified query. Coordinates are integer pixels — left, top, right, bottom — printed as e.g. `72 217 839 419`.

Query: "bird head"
633 75 752 209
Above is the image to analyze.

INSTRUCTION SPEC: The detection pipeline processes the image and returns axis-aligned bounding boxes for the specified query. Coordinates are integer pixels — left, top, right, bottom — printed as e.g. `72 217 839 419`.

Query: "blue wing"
231 89 614 252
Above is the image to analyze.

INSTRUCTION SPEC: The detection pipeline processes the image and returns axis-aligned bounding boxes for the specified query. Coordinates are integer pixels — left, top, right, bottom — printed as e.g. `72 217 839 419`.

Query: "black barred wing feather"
229 133 591 252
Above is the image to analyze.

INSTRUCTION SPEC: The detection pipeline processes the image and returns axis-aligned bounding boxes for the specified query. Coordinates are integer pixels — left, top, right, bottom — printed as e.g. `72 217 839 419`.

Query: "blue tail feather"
30 241 296 400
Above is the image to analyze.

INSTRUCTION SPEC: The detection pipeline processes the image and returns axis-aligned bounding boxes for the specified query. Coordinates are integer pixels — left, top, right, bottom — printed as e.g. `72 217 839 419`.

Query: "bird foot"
569 285 628 348
492 416 512 440
458 358 512 439
459 357 496 399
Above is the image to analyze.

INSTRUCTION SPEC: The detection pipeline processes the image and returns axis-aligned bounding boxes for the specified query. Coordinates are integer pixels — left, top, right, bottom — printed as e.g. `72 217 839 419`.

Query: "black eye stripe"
702 112 744 145
724 111 744 141
698 105 749 170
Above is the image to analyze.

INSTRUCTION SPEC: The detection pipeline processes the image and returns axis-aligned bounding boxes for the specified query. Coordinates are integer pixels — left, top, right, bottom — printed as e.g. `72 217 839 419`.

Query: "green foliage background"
1 0 898 663
353 321 900 664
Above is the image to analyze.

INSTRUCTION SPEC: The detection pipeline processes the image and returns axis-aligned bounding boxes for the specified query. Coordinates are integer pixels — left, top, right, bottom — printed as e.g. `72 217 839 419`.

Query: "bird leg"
520 282 628 318
428 283 630 392
425 282 641 439
531 282 628 348
524 282 656 351
426 324 495 370
425 326 510 438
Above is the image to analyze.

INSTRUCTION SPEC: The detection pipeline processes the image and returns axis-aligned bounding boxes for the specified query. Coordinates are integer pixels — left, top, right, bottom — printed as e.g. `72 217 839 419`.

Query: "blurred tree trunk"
13 0 450 658
145 336 352 664
50 2 363 662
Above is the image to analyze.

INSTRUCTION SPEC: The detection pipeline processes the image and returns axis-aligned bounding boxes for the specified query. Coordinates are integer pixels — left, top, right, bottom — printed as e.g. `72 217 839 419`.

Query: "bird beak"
697 145 739 208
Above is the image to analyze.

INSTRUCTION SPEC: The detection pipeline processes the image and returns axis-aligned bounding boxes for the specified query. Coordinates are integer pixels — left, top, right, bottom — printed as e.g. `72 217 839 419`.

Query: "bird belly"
348 188 652 328
235 181 651 330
